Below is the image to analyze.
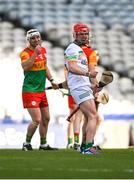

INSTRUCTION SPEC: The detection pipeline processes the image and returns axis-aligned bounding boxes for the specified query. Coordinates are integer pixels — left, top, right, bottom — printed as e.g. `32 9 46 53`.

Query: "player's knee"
88 111 98 121
46 115 50 121
92 112 98 120
32 121 39 127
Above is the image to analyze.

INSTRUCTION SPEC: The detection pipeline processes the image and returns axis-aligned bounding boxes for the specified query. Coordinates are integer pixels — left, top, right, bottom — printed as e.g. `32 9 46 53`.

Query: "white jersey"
64 42 91 91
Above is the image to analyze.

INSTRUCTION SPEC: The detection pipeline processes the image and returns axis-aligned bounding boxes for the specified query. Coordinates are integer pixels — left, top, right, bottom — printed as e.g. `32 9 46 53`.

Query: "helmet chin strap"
73 40 89 46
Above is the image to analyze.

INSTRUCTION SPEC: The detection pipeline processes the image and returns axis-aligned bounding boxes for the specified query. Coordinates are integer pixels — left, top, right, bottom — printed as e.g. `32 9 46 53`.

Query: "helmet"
26 29 40 41
73 23 91 45
73 23 90 33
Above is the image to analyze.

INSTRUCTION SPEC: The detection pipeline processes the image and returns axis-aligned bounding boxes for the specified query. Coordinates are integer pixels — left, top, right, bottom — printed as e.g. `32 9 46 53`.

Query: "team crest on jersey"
36 54 44 60
81 59 87 65
31 101 36 106
79 51 83 55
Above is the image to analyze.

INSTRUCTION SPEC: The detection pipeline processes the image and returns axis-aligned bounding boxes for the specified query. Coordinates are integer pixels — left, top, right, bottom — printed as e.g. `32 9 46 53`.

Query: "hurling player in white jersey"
64 23 99 155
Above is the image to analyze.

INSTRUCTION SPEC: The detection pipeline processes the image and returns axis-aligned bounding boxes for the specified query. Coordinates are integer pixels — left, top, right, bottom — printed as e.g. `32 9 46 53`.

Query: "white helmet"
26 29 40 41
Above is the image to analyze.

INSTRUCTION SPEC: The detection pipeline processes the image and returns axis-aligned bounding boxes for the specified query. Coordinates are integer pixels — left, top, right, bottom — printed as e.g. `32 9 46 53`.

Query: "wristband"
50 78 57 85
50 78 54 83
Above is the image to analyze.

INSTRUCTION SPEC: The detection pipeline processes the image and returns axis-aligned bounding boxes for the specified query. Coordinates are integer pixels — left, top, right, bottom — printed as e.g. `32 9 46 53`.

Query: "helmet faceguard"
73 23 91 46
26 29 41 42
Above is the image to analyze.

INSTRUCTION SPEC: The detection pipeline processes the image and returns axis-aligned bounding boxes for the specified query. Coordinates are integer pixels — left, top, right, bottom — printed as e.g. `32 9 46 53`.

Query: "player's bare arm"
46 67 59 89
68 61 95 78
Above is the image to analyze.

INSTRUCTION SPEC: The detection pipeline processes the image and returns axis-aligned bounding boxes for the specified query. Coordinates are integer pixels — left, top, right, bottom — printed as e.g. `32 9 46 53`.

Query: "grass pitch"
0 149 134 179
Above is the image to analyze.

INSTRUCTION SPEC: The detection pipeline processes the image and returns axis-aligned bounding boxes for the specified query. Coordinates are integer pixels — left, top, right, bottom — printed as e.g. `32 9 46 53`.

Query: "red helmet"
73 23 90 33
73 23 91 45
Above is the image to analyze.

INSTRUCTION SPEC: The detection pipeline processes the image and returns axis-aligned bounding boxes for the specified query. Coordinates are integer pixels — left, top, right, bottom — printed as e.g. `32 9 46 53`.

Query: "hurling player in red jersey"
20 29 59 151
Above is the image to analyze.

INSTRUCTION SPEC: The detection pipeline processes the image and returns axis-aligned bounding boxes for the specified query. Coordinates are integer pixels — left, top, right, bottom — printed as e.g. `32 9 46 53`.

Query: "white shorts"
70 85 94 106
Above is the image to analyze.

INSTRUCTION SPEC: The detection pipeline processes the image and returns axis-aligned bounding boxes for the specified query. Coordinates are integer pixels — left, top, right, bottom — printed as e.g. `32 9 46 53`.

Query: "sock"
40 137 47 145
85 142 93 150
26 135 32 144
68 137 73 144
81 142 85 148
80 142 85 152
74 132 79 144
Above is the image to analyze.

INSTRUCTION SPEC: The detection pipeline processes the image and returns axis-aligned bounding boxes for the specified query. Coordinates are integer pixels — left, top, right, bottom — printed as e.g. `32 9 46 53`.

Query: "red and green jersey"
20 47 47 92
81 46 99 66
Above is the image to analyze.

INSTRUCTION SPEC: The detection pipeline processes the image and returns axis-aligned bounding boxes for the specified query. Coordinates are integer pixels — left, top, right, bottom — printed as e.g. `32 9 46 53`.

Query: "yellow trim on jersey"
20 51 30 62
30 61 47 71
68 60 77 62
